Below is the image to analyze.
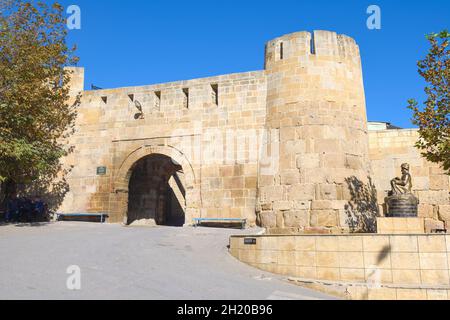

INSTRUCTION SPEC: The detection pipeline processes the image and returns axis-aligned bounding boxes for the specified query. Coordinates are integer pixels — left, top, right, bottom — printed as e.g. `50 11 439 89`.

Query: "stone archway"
110 145 199 225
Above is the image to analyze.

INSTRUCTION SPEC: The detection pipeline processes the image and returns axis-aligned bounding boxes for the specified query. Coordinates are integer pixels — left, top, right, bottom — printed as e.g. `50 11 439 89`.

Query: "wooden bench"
57 213 109 223
192 218 247 229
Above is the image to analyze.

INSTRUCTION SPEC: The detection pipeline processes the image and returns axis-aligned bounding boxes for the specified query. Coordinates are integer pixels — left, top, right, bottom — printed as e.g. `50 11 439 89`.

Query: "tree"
408 30 450 174
0 1 79 208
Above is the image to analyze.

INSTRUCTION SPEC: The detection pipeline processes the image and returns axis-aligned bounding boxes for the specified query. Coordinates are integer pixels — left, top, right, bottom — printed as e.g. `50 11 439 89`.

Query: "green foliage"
408 30 450 174
0 1 79 194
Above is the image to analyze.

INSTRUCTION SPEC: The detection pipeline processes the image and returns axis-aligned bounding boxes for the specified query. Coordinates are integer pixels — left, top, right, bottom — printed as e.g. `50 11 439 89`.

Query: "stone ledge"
288 277 450 300
377 217 425 234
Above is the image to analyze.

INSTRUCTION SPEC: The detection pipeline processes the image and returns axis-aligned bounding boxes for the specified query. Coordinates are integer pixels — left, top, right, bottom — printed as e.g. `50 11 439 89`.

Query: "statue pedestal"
385 194 419 217
377 217 425 234
378 193 422 234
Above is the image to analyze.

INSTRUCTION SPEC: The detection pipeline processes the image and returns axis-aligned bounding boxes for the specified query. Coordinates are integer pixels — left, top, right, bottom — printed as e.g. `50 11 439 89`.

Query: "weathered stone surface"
260 186 284 203
316 184 339 201
293 200 312 210
430 175 450 190
129 219 157 227
310 210 339 228
417 191 449 205
312 200 347 210
424 219 446 233
296 154 320 169
273 201 293 211
280 170 300 185
259 212 276 228
283 211 309 228
418 204 438 219
260 203 273 211
288 184 316 201
377 217 425 234
438 205 450 221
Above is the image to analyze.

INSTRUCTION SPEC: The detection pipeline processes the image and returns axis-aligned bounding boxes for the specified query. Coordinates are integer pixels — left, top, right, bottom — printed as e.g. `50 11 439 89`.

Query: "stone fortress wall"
61 30 449 231
62 67 268 224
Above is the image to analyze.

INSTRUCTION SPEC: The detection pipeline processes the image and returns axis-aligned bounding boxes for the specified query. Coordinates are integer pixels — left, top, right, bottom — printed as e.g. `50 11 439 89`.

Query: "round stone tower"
257 30 371 233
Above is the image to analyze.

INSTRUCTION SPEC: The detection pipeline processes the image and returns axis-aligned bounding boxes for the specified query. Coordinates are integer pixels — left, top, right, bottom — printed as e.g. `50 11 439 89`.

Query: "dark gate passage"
127 154 186 226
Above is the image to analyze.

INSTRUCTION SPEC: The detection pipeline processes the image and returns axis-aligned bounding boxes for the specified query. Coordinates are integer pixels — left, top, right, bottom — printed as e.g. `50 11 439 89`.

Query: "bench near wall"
229 234 450 300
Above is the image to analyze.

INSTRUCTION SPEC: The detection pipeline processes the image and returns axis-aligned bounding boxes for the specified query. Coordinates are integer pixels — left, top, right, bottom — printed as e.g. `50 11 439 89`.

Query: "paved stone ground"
0 222 334 300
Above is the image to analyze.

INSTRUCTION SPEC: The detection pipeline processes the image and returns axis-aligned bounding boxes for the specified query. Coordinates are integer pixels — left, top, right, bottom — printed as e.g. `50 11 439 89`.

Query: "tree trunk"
0 179 17 211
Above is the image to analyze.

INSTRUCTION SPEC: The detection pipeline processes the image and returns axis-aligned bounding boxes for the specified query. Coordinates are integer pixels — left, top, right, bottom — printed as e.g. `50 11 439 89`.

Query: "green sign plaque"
97 167 107 175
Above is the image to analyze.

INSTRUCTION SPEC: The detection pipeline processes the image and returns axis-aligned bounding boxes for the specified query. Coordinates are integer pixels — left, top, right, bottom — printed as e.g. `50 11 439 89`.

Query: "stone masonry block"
438 205 450 221
283 211 309 228
424 219 445 234
259 212 276 228
417 191 449 206
316 184 338 200
296 154 320 169
312 200 347 210
273 201 293 211
288 184 316 201
280 170 301 185
293 200 312 210
430 175 450 190
310 210 339 228
260 186 284 203
418 204 438 220
377 218 425 234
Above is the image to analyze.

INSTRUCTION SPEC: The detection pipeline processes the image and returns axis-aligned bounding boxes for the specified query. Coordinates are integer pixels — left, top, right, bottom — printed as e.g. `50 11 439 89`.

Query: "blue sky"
59 0 449 128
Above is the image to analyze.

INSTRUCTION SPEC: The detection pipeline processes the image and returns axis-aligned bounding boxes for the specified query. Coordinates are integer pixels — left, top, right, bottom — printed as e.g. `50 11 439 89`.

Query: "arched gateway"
110 145 198 225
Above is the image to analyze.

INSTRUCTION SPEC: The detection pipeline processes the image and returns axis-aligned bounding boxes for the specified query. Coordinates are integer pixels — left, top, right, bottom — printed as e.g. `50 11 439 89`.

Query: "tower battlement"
265 30 361 69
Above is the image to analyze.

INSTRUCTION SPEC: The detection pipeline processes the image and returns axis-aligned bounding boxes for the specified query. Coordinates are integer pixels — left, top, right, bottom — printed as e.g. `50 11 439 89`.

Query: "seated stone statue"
390 163 412 195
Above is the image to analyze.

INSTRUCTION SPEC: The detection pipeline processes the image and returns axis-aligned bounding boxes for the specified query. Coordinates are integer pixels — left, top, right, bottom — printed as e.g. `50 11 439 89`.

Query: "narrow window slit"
154 91 161 110
310 33 316 55
211 84 219 106
183 88 189 109
280 42 284 60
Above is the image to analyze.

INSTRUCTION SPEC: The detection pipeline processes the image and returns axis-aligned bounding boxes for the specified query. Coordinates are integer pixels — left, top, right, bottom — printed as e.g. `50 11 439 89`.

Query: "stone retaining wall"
230 234 450 300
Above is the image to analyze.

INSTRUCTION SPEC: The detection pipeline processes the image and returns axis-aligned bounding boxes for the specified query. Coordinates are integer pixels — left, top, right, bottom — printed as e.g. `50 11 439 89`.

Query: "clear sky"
58 0 449 128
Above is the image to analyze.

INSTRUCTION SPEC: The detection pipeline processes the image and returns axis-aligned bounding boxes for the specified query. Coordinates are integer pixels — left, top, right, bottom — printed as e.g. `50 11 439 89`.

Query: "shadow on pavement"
0 222 55 228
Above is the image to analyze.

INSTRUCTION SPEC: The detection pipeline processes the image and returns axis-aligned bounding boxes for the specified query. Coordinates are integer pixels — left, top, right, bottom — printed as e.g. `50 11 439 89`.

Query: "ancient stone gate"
59 30 449 232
